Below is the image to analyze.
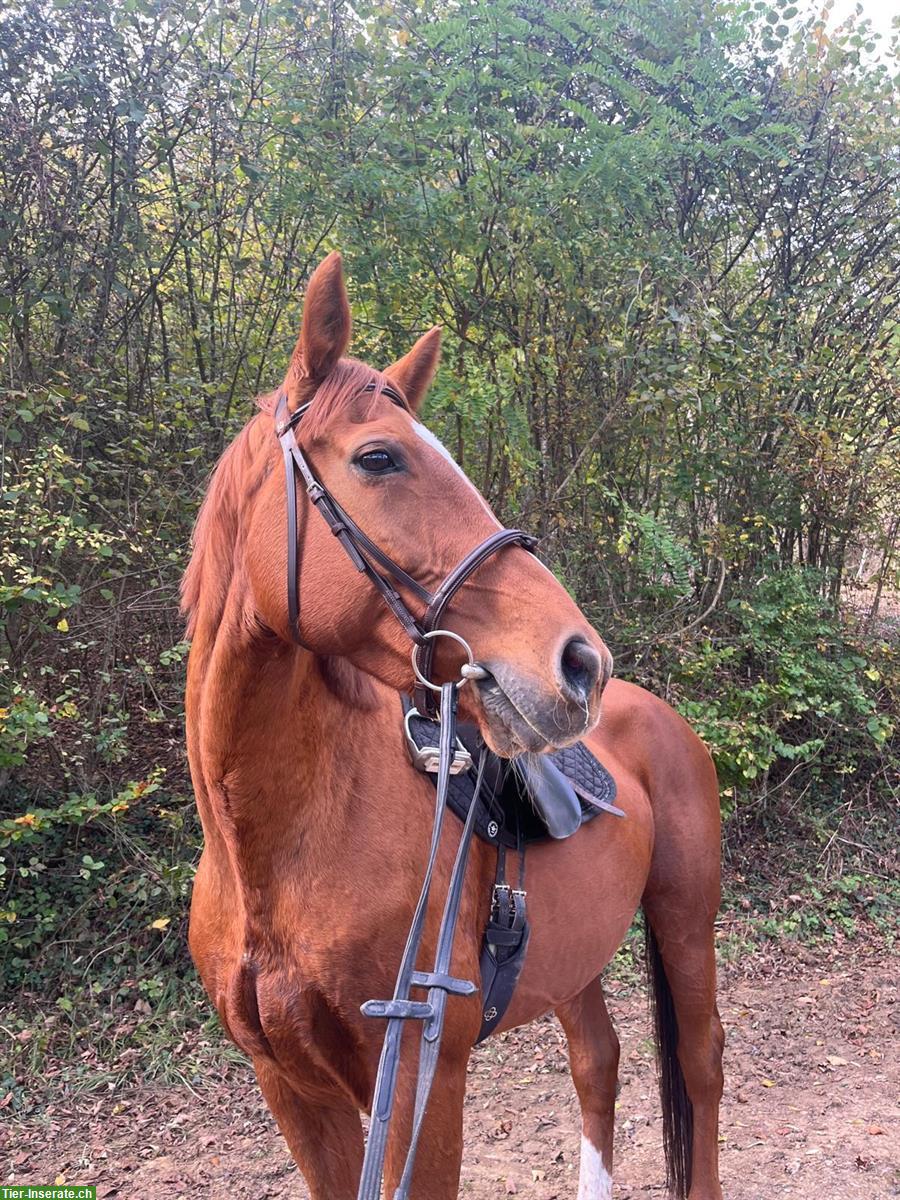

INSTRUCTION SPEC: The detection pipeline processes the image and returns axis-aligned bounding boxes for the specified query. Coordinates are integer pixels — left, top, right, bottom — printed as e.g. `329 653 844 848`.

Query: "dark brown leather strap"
277 393 428 645
413 528 537 713
274 390 537 690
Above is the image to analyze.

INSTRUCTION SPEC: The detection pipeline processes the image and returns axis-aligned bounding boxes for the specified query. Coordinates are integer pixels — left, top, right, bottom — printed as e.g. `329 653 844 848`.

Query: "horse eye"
356 448 397 474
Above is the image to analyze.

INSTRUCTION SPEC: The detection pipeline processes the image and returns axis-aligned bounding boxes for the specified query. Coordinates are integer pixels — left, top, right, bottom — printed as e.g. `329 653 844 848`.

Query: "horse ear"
289 252 352 390
384 326 442 415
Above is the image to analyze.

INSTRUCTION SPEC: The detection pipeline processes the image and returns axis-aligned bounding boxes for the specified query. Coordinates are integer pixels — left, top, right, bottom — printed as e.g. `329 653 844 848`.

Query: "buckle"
490 884 527 927
404 708 473 775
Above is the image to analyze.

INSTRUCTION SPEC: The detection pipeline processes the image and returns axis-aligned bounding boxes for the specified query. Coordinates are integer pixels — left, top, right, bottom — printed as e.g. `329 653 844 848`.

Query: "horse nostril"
559 637 601 700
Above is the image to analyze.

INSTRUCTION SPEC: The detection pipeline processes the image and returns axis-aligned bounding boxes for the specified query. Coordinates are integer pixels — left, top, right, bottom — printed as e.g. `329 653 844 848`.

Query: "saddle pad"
404 708 622 848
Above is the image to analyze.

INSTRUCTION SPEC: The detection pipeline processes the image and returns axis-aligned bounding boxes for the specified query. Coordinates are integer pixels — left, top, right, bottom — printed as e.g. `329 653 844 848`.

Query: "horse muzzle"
472 644 611 757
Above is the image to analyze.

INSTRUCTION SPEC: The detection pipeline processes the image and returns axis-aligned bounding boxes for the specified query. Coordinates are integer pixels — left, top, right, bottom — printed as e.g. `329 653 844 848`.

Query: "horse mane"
180 413 270 639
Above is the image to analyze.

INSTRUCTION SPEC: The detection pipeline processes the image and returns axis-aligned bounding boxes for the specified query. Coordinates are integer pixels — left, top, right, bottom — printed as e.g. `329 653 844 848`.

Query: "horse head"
193 252 613 755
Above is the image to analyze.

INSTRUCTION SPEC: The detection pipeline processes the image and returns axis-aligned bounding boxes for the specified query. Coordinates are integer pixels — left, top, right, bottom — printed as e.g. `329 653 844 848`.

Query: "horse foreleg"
556 977 618 1199
382 1046 468 1199
254 1059 364 1199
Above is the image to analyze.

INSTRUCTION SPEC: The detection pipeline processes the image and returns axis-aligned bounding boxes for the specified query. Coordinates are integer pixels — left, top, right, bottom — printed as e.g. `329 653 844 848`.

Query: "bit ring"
411 629 480 693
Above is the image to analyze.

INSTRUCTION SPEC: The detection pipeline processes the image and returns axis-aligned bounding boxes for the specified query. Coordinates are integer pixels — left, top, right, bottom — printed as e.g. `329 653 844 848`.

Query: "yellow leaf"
57 617 69 632
149 917 170 930
761 1078 776 1087
55 1177 65 1186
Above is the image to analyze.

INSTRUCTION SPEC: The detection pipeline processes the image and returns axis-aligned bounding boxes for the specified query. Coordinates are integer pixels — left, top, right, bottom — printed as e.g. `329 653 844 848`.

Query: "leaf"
149 917 171 930
56 617 69 632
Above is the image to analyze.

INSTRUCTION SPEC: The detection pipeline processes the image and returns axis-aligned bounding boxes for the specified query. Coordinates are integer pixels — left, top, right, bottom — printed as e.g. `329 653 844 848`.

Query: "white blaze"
411 421 500 524
577 1134 612 1200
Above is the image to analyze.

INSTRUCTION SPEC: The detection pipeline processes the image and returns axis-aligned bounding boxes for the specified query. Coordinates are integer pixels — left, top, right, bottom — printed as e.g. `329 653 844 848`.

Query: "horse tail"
645 917 693 1199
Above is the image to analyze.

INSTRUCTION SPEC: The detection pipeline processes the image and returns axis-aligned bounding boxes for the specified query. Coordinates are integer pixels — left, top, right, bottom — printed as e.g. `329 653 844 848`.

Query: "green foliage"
670 570 895 798
0 775 197 995
755 872 899 944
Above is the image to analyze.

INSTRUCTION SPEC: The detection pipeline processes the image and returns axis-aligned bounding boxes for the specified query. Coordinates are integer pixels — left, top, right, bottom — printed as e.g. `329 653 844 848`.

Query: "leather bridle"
275 383 537 711
274 378 538 1198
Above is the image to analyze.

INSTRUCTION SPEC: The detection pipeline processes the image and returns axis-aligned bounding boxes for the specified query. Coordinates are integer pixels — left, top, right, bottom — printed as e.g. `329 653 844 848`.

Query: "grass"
1 978 245 1118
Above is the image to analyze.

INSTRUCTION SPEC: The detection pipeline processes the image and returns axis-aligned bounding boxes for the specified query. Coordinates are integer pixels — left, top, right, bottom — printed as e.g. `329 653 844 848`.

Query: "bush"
0 774 198 1000
666 569 896 807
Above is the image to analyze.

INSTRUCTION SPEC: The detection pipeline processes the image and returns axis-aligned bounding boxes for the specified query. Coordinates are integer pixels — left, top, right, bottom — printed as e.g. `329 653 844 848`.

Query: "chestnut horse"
182 253 724 1199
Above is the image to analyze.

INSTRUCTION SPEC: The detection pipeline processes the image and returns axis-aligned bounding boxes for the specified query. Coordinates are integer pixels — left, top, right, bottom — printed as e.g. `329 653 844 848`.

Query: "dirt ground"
2 939 897 1199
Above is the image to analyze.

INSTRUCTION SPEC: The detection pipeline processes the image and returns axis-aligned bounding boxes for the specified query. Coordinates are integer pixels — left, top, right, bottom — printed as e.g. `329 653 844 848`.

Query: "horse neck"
187 598 376 910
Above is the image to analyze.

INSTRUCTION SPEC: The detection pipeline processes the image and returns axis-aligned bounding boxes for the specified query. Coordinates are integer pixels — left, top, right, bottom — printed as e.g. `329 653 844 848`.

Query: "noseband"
275 380 538 1198
275 383 537 711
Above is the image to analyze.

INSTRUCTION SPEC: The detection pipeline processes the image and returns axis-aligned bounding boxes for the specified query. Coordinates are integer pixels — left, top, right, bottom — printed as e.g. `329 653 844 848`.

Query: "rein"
274 383 536 1196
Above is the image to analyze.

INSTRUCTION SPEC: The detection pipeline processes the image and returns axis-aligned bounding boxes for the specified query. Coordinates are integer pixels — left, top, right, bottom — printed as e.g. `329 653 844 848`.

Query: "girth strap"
477 844 530 1043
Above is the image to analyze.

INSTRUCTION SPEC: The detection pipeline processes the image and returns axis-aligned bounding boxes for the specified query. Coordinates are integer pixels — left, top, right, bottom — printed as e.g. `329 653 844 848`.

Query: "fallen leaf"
761 1079 776 1088
867 1125 885 1136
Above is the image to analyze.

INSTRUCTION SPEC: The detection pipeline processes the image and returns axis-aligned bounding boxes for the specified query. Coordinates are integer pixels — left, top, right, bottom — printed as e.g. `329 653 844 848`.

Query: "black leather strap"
358 684 484 1200
477 838 530 1043
277 393 427 645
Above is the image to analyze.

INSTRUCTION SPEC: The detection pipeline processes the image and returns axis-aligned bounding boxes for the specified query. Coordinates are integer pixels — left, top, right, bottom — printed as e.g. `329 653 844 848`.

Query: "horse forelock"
259 356 406 442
